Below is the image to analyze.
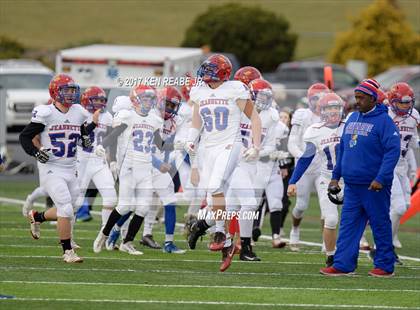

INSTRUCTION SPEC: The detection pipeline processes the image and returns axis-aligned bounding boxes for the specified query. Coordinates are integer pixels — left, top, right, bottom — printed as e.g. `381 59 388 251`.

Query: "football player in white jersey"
19 74 99 263
175 77 206 232
93 85 163 255
288 93 346 266
77 87 117 227
387 83 419 250
223 78 277 267
151 86 186 253
185 55 262 257
287 83 330 250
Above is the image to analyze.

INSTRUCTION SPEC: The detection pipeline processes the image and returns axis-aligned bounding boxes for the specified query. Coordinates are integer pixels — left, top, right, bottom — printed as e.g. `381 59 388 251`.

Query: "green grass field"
0 180 419 309
1 0 419 60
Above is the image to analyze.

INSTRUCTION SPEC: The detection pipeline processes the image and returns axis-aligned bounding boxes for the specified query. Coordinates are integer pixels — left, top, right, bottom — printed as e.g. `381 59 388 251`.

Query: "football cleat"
163 241 186 254
252 227 261 242
289 228 300 252
220 242 241 272
22 195 33 217
188 220 207 250
209 232 226 251
93 231 107 253
240 245 261 262
183 214 198 239
27 210 40 240
326 255 334 267
140 235 161 249
62 249 83 263
368 268 394 278
105 226 121 251
320 266 354 277
119 241 143 255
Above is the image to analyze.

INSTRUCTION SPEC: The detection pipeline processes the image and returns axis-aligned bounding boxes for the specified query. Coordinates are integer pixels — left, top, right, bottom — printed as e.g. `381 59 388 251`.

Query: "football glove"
244 147 259 162
81 133 93 148
269 151 290 161
95 145 106 158
35 147 50 163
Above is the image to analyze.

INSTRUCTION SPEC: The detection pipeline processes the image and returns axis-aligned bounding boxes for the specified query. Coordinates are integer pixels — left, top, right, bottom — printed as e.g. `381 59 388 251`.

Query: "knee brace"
324 213 338 229
57 203 74 218
292 206 305 219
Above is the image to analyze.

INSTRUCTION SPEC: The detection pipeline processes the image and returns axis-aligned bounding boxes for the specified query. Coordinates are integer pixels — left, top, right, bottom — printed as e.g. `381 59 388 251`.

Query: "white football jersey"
152 109 178 162
113 109 163 164
77 111 113 160
389 108 420 171
174 102 192 145
290 107 322 173
303 122 345 178
190 80 250 147
31 104 90 168
240 107 279 152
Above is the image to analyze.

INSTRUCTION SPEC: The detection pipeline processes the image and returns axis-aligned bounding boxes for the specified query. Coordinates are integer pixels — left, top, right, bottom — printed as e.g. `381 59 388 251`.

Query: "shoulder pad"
112 109 132 127
112 96 132 113
303 123 322 142
31 104 52 124
291 108 310 125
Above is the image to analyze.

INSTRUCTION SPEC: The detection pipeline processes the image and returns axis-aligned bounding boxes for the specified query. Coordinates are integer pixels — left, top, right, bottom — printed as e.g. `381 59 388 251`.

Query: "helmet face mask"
157 86 182 120
321 104 343 126
49 74 81 107
319 93 344 126
389 82 415 117
307 83 330 114
81 86 107 113
130 85 157 116
253 89 273 111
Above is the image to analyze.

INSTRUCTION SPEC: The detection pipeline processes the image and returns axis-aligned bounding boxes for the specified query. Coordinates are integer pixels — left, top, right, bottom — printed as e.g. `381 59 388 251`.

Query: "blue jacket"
332 104 400 185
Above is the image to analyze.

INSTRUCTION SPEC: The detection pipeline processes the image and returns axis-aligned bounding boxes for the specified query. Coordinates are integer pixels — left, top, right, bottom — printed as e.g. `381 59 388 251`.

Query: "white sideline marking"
1 196 420 263
1 266 419 280
1 297 419 309
1 280 419 293
0 254 363 266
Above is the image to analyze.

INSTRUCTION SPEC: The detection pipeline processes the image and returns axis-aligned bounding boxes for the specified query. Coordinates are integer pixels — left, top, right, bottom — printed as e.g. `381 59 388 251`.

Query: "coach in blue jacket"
321 79 400 277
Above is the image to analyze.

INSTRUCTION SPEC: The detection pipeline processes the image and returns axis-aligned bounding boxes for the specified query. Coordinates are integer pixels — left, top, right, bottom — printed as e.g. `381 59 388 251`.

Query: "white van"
0 59 53 130
56 44 204 91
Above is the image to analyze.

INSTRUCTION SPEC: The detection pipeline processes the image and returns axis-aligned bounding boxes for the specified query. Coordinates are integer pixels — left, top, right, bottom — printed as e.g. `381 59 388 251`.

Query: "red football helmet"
249 79 273 111
234 66 262 86
389 82 415 116
81 86 107 113
307 83 330 114
180 75 198 102
129 85 157 115
197 54 232 83
318 93 344 126
49 74 80 107
157 86 182 120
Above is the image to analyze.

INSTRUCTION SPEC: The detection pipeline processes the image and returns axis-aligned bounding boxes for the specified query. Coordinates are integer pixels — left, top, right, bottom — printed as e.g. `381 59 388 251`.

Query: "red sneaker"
368 268 394 278
320 266 354 276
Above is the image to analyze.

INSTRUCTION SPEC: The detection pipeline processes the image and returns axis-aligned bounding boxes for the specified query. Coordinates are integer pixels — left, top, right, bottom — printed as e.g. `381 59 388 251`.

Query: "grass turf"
0 0 419 60
0 180 419 309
